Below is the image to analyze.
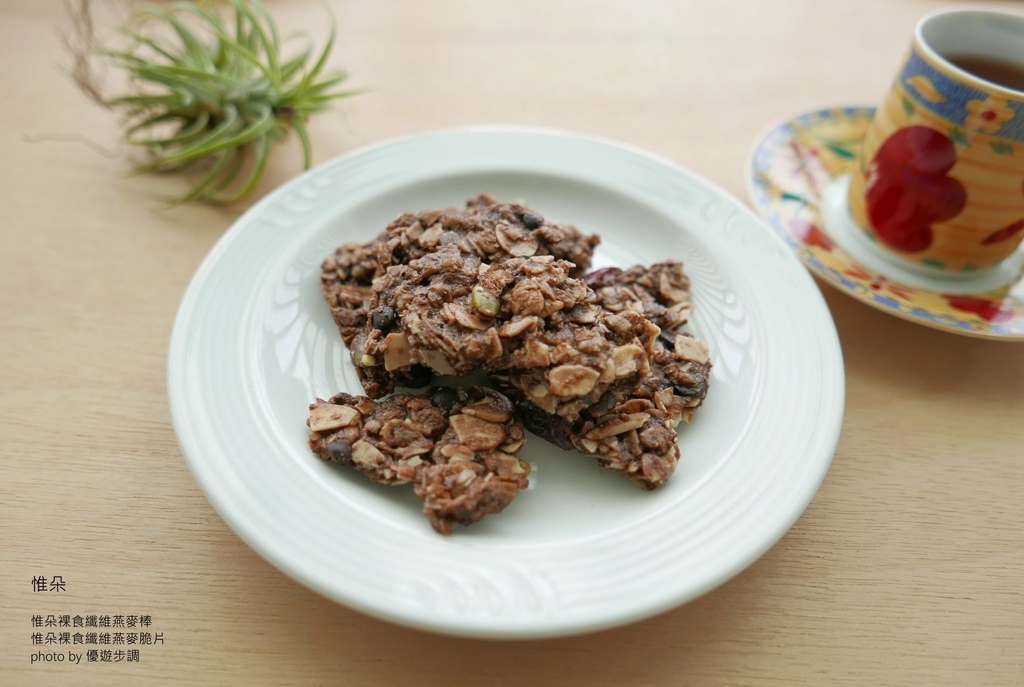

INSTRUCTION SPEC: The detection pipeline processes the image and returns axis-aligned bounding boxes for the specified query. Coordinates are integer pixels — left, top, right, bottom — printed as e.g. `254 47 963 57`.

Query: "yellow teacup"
847 9 1024 273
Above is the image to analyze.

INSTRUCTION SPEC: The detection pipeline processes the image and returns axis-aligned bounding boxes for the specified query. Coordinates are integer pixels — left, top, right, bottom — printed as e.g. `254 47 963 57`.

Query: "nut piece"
351 440 387 468
418 349 457 375
383 331 412 370
449 413 506 450
674 334 710 364
548 364 600 397
444 303 490 330
308 403 360 432
496 224 540 256
471 285 501 317
498 316 539 338
659 269 691 304
584 412 651 440
460 387 515 423
611 343 645 378
521 339 551 367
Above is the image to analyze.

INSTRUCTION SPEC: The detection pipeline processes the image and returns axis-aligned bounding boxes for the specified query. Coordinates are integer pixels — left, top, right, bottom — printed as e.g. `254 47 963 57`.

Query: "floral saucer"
747 106 1024 340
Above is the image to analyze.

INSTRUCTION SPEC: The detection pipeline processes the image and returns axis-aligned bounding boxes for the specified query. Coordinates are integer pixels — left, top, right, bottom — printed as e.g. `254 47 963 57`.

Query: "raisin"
521 212 544 230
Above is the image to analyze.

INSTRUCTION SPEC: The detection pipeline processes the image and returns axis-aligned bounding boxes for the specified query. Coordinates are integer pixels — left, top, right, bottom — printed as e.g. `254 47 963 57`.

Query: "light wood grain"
2 0 1022 685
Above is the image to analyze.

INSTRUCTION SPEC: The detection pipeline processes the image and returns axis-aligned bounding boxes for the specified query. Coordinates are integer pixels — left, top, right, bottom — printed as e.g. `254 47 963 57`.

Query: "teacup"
846 8 1024 274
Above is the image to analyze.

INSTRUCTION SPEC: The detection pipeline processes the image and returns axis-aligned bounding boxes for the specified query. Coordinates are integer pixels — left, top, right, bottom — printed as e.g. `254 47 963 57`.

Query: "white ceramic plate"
168 127 844 639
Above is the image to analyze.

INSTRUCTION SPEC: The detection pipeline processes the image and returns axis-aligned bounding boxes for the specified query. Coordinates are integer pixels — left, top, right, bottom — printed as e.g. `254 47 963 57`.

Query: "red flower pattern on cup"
864 126 967 253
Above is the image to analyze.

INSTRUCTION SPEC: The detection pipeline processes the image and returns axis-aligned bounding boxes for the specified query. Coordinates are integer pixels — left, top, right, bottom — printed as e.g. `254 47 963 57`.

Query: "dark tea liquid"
945 53 1024 92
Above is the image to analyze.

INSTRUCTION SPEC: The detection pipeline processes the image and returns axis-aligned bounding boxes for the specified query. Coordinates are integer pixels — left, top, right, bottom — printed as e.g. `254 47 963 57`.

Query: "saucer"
747 106 1024 340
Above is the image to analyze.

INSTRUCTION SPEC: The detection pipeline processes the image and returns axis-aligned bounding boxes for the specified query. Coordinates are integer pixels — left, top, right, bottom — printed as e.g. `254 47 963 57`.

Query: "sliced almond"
405 221 424 241
611 343 645 378
438 443 475 462
383 331 412 370
417 349 457 375
674 334 710 364
490 452 530 476
419 209 443 225
308 403 360 432
417 224 443 249
520 339 551 367
499 316 539 338
495 224 539 256
585 412 651 440
443 303 490 330
619 398 652 414
461 389 514 423
526 387 557 414
499 436 525 453
456 468 477 486
449 413 506 450
659 268 691 304
570 305 601 324
351 440 386 468
482 327 503 360
395 444 432 460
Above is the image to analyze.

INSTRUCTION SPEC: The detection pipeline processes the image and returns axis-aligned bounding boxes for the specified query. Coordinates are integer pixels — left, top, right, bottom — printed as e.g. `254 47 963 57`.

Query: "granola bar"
352 244 664 421
505 330 711 490
322 195 601 393
377 193 601 278
307 386 529 534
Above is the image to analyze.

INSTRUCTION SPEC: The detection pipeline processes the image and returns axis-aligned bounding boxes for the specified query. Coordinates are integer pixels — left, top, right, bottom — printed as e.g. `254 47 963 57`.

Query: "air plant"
69 0 359 203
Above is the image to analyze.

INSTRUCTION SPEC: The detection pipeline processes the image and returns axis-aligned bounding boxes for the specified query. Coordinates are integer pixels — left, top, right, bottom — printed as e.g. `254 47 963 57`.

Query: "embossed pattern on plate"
168 127 844 638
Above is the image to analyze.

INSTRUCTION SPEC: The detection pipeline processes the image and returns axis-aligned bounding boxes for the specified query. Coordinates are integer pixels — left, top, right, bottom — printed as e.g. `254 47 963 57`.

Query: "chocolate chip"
674 376 707 400
431 387 460 414
326 439 353 464
371 305 396 330
403 364 433 389
521 212 544 230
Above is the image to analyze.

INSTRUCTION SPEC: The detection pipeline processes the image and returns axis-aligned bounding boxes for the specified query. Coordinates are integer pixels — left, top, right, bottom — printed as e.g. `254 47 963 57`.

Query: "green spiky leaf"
72 0 360 204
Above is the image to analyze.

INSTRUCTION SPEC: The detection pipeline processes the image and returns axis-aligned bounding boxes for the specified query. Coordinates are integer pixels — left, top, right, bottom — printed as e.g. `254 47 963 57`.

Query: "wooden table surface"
3 0 1022 685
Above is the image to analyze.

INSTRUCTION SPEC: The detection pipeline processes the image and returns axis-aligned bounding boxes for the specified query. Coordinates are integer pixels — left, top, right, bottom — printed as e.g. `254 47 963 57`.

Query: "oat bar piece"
320 238 380 347
350 244 598 397
307 386 529 534
352 244 662 420
377 193 601 278
320 195 600 341
506 330 711 490
491 306 663 420
321 238 433 392
585 261 694 335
